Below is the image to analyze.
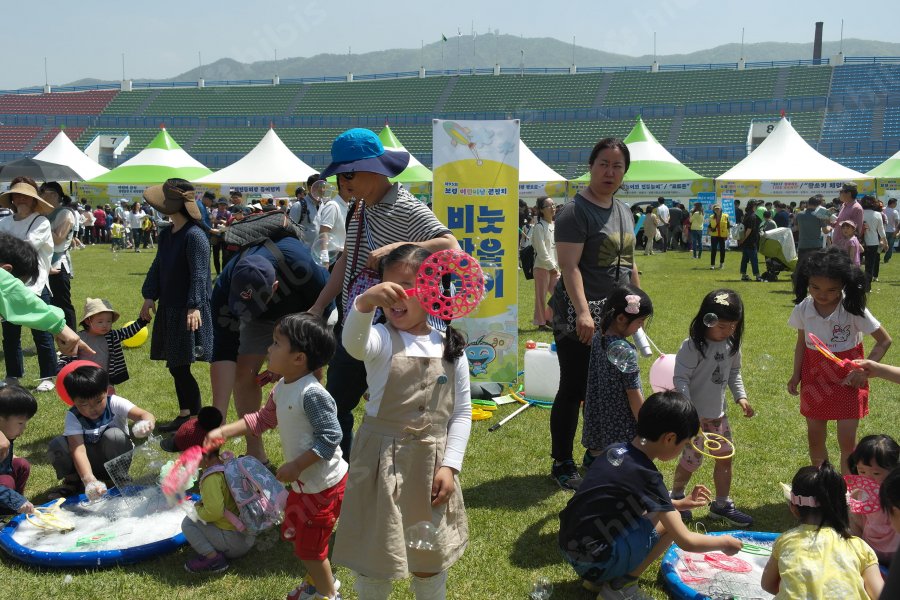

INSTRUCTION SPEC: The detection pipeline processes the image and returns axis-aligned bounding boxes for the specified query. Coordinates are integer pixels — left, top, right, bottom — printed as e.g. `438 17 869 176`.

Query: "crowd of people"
0 128 899 599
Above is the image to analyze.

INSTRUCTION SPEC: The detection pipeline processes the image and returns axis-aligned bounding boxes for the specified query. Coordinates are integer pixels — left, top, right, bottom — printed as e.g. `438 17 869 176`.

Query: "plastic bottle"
524 342 560 402
632 327 653 357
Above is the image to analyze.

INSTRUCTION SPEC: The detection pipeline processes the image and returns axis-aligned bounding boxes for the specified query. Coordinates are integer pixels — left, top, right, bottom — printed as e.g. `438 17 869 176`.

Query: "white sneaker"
597 581 655 600
35 379 55 392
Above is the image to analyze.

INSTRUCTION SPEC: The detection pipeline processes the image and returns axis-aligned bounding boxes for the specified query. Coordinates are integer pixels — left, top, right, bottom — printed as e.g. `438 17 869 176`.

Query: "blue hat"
320 128 410 178
228 255 276 320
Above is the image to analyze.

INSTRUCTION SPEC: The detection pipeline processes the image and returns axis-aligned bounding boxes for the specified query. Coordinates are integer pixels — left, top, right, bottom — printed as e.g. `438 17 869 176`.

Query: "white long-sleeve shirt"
0 213 52 294
343 300 471 472
863 209 886 246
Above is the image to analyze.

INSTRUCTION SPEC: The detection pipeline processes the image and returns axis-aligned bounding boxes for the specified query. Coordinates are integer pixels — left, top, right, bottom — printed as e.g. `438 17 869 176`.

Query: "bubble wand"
25 498 75 532
690 431 736 460
807 333 854 368
403 249 485 320
160 437 225 506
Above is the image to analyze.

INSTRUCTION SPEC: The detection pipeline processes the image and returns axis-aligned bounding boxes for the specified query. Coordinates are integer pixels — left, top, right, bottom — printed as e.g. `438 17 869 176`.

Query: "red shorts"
281 473 347 561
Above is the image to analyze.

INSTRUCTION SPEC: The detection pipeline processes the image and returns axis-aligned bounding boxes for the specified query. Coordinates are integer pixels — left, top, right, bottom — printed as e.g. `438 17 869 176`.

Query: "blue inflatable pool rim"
660 530 779 600
0 489 198 569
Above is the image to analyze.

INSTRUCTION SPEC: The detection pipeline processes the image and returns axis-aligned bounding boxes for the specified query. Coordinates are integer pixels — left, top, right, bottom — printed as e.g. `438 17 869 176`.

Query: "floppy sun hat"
320 128 410 178
0 182 55 215
143 179 202 221
81 298 120 328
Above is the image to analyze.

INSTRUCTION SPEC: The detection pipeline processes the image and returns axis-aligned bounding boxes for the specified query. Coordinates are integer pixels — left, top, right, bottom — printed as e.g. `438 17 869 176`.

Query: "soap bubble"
310 235 343 267
283 526 296 540
480 261 498 290
607 446 627 467
606 340 639 373
193 345 205 359
703 312 719 327
309 180 337 202
529 577 553 600
405 521 437 551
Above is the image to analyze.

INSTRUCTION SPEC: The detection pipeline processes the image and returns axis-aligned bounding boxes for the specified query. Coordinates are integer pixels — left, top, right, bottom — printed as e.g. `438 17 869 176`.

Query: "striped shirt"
341 184 451 301
58 318 150 385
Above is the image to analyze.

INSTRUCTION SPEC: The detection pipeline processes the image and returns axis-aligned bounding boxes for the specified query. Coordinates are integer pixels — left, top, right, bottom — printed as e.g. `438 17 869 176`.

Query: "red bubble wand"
404 249 485 320
807 333 854 368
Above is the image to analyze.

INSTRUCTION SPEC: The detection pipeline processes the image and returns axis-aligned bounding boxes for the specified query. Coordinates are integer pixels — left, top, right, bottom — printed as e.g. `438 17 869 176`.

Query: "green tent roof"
378 125 432 183
87 129 212 184
866 150 900 178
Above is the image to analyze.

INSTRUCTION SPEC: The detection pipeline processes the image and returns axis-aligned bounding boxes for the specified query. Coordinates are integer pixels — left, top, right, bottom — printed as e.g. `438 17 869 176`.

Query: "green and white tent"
570 116 711 198
86 128 212 185
378 125 432 200
867 149 900 201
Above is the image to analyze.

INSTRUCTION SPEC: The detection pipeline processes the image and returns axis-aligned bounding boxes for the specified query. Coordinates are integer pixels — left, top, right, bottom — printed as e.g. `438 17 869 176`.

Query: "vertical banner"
432 119 520 384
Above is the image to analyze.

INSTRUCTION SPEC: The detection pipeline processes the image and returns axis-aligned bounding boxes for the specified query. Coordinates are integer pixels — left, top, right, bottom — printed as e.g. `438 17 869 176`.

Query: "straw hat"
143 179 202 221
81 298 120 327
0 182 55 215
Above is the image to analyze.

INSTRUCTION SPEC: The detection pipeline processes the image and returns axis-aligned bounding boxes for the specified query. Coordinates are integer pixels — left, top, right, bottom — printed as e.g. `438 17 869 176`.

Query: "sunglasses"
339 172 356 181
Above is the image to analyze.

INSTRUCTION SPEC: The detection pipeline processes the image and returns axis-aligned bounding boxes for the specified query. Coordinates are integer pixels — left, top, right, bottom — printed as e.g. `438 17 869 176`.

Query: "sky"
4 0 893 89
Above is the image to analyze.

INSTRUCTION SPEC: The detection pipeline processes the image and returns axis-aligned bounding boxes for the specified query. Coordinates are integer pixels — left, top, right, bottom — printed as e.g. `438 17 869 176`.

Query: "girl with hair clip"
140 179 213 433
581 285 652 470
788 246 892 474
848 434 900 563
332 243 471 600
672 289 755 527
761 461 884 599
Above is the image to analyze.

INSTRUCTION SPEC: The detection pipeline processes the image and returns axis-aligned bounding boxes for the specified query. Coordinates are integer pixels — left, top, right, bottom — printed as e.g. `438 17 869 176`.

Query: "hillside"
60 35 900 88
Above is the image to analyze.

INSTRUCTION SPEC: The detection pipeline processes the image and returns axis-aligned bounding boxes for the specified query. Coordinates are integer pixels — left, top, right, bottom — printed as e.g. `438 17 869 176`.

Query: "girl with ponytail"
331 243 470 599
761 461 884 598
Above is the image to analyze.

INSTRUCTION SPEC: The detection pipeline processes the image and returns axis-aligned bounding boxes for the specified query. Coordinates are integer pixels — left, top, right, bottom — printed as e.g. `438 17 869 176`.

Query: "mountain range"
63 35 900 87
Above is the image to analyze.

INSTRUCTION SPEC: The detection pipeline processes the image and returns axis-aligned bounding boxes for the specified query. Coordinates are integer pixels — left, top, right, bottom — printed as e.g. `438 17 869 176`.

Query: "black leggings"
549 333 591 462
710 236 727 266
169 365 201 415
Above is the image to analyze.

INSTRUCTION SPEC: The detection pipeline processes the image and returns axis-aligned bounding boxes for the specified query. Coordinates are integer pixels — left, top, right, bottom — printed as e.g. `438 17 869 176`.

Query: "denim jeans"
691 230 703 258
2 287 58 379
740 244 760 276
885 232 895 262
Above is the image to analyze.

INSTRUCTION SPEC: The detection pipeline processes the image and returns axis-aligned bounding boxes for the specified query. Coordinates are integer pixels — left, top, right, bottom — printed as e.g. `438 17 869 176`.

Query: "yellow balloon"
121 320 149 348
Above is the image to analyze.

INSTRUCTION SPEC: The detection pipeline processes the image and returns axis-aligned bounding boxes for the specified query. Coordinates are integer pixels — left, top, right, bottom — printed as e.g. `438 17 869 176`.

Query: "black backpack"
220 211 304 267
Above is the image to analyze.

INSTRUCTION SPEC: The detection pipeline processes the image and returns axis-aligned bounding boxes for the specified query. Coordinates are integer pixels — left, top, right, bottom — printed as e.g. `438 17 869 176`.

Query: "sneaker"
35 379 55 392
156 414 192 433
709 265 716 270
755 276 764 282
597 580 655 600
2 377 19 387
717 264 725 269
740 274 751 281
184 551 228 573
582 449 597 470
287 576 341 600
669 491 692 522
709 500 753 528
551 460 583 492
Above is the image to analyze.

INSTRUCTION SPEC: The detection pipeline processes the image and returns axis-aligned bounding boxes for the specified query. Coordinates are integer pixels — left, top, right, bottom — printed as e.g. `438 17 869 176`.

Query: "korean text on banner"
432 119 520 384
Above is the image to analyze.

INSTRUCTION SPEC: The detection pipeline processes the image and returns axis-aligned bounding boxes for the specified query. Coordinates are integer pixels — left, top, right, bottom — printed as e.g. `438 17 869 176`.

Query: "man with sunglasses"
308 128 458 457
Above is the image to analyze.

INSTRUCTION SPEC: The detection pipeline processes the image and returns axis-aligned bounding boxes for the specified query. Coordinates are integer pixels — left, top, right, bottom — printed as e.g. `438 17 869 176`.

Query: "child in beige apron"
333 244 470 600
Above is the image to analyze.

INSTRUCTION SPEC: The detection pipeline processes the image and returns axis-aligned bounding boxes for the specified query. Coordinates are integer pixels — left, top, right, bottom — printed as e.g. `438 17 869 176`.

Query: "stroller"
759 227 798 281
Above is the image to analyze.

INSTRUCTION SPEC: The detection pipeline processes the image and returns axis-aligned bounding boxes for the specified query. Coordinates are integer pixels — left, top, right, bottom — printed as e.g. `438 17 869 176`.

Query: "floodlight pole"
840 19 844 54
121 53 125 81
741 27 745 60
44 57 48 86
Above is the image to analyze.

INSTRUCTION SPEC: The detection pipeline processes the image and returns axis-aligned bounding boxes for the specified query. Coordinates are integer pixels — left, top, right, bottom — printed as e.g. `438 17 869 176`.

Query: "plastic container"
524 341 560 402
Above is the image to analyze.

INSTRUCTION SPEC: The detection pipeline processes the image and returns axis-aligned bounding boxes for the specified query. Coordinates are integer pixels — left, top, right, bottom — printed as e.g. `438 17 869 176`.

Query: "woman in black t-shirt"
548 138 640 491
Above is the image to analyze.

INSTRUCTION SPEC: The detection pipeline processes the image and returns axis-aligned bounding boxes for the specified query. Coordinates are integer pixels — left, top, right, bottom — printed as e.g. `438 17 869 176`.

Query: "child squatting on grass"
559 391 743 600
0 383 38 515
46 363 156 501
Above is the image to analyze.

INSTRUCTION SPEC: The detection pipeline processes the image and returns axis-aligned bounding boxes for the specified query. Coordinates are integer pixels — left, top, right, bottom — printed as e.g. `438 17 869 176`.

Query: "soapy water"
675 543 774 599
12 488 190 553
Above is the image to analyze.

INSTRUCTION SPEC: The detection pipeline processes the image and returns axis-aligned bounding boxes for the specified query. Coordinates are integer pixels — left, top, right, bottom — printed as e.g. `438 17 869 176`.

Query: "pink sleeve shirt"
243 390 278 436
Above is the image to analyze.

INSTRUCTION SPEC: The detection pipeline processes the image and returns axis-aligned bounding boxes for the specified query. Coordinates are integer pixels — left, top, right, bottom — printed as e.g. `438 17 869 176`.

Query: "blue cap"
320 128 410 178
228 255 276 320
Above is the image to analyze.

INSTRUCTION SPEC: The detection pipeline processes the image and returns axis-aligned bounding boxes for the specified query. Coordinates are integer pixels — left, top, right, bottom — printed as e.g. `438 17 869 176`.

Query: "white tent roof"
519 140 565 183
194 128 317 184
32 130 108 180
718 118 871 181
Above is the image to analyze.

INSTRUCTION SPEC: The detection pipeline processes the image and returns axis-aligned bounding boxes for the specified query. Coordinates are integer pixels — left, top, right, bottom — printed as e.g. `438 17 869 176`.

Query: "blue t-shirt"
559 442 673 563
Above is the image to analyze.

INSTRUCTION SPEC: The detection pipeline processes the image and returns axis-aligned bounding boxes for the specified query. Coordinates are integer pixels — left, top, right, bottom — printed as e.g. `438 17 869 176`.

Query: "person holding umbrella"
0 177 58 391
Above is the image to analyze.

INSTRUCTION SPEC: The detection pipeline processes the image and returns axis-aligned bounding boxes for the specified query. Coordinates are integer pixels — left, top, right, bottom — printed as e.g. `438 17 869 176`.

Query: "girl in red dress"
788 247 892 474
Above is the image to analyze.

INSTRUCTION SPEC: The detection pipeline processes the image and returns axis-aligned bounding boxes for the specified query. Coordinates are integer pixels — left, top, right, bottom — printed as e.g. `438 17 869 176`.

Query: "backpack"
220 211 305 267
202 454 288 535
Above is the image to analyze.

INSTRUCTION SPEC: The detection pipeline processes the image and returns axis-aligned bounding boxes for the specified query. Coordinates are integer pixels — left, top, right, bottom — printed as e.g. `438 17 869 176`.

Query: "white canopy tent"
518 140 568 199
33 130 109 180
193 128 317 194
716 118 873 199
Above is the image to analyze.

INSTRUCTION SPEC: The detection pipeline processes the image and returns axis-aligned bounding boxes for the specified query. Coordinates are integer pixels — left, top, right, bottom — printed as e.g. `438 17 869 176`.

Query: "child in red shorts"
207 314 347 600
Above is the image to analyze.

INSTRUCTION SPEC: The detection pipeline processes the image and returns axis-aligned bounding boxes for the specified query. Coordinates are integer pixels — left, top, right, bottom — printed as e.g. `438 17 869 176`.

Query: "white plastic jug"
524 341 560 402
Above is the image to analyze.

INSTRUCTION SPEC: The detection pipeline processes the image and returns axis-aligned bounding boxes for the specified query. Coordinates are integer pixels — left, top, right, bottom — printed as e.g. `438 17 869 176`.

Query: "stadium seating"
521 118 674 149
77 127 197 154
883 107 900 138
32 127 85 152
100 90 156 116
784 65 832 98
830 64 900 96
821 109 873 141
603 69 779 106
138 86 302 117
678 111 824 145
443 74 604 112
293 78 447 115
681 160 740 178
0 90 116 115
833 155 889 173
0 126 43 151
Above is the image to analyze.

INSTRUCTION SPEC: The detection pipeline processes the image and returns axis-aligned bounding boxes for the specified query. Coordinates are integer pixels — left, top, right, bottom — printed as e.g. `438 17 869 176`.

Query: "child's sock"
354 574 392 600
410 570 448 600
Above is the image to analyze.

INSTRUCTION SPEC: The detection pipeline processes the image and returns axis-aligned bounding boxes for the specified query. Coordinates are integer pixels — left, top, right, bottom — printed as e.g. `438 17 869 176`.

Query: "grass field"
0 245 897 599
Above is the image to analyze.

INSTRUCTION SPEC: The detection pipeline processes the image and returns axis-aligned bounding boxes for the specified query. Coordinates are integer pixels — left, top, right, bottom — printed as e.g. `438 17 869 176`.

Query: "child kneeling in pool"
558 391 742 599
